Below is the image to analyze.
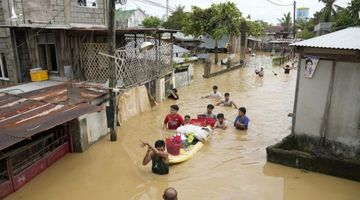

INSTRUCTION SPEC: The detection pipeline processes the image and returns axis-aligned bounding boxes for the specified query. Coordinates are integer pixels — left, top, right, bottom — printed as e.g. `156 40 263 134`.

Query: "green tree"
247 20 265 37
348 0 360 22
142 16 161 28
277 12 292 32
332 9 353 30
318 0 341 22
184 2 243 63
162 5 188 30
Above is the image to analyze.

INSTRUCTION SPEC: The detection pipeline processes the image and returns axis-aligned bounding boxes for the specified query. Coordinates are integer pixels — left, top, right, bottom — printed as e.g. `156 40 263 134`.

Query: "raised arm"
145 143 169 159
142 148 153 166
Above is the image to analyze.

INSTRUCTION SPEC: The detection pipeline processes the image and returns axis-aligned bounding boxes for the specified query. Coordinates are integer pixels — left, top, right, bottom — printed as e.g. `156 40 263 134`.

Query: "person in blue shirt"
234 107 249 130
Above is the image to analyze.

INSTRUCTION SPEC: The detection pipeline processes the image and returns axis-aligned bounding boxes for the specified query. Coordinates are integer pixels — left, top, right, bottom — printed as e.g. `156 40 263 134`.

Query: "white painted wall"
128 9 146 27
326 62 360 147
294 59 360 149
78 108 109 145
294 59 332 137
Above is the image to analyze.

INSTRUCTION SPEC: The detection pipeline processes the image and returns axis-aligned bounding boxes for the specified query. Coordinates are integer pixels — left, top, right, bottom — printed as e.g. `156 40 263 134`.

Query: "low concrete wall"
70 104 109 152
266 134 360 181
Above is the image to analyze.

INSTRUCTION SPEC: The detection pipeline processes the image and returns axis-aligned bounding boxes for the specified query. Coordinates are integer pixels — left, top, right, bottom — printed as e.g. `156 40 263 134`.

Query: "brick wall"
0 29 18 86
10 0 106 26
70 0 105 25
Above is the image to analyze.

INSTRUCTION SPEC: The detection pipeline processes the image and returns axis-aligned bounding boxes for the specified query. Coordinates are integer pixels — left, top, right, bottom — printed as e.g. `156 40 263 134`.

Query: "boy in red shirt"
163 105 184 131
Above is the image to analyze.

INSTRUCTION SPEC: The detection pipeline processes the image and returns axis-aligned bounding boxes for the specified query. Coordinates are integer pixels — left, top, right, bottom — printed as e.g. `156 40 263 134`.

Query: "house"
172 44 196 87
0 0 176 98
314 22 333 36
115 8 147 28
266 27 360 181
163 32 203 52
263 26 292 52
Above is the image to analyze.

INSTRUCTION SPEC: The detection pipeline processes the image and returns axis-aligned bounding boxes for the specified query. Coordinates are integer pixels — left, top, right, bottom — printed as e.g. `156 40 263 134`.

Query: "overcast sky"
118 0 352 24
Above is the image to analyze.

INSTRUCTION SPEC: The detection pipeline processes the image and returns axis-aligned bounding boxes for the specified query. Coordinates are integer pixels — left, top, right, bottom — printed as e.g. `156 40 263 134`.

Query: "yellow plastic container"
30 70 48 82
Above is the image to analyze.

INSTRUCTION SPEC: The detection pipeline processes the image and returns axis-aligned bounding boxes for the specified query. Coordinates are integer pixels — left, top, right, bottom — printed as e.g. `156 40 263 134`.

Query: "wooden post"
108 0 117 141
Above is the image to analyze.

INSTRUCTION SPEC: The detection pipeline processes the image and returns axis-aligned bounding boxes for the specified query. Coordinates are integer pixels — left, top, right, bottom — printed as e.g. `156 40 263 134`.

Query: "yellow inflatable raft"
168 141 204 165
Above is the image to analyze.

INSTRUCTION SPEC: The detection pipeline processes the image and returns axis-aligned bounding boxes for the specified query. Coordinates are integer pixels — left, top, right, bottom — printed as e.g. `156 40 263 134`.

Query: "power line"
265 0 293 7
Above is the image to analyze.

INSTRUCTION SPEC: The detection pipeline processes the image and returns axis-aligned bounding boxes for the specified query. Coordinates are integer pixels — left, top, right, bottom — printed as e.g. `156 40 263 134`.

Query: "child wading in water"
214 113 228 130
163 105 184 131
142 140 169 175
216 93 238 109
202 85 222 99
234 107 250 130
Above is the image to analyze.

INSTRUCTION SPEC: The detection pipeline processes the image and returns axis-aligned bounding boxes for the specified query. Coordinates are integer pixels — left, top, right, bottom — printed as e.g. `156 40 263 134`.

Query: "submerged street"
5 54 360 200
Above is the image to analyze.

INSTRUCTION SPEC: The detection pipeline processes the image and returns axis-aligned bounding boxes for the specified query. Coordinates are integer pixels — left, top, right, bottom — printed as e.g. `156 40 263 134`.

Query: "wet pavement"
6 53 360 200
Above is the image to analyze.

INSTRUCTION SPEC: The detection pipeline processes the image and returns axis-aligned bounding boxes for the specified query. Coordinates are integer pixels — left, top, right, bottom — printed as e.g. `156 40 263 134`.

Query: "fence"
82 36 173 88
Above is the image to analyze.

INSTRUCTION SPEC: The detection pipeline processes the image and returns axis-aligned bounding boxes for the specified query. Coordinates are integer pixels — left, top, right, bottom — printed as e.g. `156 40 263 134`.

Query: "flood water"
6 53 360 200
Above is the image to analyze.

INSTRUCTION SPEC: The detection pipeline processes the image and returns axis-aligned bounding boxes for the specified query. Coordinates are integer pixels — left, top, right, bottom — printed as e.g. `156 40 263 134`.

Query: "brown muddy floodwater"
6 53 360 200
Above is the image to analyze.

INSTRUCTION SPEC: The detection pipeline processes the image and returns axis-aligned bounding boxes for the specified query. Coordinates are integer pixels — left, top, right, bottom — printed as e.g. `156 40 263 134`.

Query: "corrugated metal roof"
291 27 360 50
0 84 107 151
173 44 189 54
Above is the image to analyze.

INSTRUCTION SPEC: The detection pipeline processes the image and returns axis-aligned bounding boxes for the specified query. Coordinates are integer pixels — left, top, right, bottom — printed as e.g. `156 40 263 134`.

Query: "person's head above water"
172 88 177 93
184 115 191 123
207 104 215 114
155 140 166 152
239 107 246 116
213 85 218 93
163 187 178 200
224 92 230 100
217 113 225 122
170 105 179 115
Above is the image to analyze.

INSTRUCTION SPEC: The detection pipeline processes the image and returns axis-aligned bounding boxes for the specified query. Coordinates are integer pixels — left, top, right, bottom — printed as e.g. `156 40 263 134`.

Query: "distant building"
314 22 333 36
296 7 310 21
115 8 147 28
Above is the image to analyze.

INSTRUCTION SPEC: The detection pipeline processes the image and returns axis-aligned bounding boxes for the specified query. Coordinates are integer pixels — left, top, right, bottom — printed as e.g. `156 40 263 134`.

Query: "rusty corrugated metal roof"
0 83 107 151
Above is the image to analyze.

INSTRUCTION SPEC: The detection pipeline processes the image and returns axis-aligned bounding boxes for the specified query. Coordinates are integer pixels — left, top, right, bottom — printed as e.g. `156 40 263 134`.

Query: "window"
38 44 58 72
0 53 9 80
78 0 97 8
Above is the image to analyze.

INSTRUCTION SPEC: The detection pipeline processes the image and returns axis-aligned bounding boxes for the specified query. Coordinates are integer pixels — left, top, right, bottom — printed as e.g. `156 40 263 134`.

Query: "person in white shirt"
202 85 221 99
214 113 228 130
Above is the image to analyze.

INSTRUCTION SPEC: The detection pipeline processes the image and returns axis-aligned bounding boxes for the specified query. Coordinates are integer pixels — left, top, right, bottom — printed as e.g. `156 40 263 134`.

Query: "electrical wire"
265 0 293 7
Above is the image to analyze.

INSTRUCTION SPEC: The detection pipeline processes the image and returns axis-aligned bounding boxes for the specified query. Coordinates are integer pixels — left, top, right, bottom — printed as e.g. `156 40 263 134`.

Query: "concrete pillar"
155 77 165 102
203 59 211 78
240 22 248 63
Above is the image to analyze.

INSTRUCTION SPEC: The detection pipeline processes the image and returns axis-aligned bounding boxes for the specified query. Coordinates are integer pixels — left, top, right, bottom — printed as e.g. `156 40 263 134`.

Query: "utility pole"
166 0 169 19
108 0 117 141
293 1 296 39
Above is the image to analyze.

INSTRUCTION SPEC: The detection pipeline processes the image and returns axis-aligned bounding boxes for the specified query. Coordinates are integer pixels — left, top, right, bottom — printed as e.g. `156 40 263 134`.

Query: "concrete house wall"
294 54 360 158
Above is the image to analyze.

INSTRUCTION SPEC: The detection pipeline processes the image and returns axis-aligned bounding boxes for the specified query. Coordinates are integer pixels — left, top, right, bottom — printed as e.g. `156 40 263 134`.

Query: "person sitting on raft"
142 140 169 175
202 85 221 99
216 92 238 109
234 107 250 130
163 105 184 131
214 113 228 130
168 88 179 100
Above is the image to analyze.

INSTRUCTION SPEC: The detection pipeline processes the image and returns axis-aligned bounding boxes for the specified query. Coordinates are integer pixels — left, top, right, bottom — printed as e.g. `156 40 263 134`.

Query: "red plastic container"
166 136 181 156
190 118 207 127
206 118 216 127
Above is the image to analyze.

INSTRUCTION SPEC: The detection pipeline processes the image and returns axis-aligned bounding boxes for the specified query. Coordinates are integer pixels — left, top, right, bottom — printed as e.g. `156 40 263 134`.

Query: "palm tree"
348 0 360 21
318 0 341 22
277 12 292 32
